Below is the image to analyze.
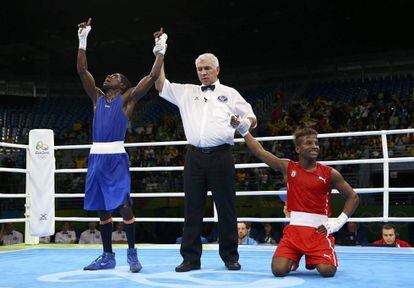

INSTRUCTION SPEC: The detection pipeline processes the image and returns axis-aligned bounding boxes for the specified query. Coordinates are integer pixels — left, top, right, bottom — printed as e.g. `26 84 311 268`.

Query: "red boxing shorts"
273 224 338 270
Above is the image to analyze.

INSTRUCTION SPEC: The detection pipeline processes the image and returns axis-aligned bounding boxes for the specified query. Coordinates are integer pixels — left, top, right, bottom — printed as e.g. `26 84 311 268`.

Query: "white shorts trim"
289 211 328 228
90 141 126 154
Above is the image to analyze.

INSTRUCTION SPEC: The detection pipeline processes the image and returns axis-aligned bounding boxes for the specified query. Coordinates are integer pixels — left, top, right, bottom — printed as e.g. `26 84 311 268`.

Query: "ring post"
25 129 55 244
381 131 390 221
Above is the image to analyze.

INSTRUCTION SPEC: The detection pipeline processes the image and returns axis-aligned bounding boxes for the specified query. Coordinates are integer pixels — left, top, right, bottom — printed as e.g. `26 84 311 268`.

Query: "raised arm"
155 63 166 93
241 131 289 174
124 50 165 102
77 18 100 105
122 29 167 115
231 116 288 173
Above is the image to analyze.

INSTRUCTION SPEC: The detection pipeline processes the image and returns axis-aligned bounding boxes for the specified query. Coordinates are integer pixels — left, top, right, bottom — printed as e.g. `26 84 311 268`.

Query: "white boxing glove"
78 25 91 50
236 118 252 137
153 33 168 55
323 212 348 235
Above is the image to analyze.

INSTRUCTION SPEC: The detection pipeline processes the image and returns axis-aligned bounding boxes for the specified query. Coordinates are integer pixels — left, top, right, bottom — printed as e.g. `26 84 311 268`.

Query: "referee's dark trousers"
180 144 239 264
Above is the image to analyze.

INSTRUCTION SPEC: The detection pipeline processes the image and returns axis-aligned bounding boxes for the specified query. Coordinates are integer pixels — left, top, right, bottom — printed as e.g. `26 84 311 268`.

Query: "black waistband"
190 144 231 154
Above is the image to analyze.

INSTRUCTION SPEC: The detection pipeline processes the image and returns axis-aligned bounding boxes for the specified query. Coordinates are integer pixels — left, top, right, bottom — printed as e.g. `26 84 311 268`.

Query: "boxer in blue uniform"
77 18 167 272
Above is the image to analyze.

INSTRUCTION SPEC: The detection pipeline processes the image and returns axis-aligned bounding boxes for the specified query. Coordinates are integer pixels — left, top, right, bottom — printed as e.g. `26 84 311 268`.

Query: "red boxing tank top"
286 160 333 216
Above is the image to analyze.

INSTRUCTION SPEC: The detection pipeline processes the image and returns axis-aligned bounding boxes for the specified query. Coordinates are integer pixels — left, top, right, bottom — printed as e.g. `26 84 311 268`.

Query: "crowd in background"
48 82 414 195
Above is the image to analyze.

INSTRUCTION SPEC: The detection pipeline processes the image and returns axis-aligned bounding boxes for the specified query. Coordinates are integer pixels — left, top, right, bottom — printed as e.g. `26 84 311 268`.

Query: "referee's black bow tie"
201 84 215 92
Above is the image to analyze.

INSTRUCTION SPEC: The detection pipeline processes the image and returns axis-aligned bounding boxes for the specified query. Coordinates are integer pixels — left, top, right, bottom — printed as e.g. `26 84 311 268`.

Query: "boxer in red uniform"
231 124 359 277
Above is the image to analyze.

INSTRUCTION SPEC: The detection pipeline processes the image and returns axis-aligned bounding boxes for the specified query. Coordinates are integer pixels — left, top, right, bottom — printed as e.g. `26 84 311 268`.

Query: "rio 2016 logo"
36 141 49 151
35 141 50 159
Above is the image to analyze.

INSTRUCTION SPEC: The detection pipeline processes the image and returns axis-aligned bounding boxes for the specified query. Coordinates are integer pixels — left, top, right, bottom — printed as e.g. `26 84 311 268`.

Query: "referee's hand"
230 114 240 128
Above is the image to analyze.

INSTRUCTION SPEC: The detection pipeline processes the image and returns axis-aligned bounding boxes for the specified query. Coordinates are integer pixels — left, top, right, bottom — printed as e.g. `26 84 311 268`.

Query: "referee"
154 49 257 272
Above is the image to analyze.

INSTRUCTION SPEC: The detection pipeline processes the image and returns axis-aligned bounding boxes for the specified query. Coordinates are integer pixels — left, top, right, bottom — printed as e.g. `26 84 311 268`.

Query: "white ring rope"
0 142 29 149
53 157 414 174
1 129 414 227
0 187 406 201
0 167 27 173
2 187 413 200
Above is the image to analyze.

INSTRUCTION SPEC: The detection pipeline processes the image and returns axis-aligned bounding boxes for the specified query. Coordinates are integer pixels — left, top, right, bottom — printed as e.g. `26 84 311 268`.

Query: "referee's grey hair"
195 53 219 68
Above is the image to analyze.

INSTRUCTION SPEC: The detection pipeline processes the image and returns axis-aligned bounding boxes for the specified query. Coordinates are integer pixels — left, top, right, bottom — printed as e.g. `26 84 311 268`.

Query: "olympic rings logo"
35 141 49 151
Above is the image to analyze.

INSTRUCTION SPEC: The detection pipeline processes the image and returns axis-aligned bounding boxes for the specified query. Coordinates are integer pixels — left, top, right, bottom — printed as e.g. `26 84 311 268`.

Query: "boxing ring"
1 128 414 287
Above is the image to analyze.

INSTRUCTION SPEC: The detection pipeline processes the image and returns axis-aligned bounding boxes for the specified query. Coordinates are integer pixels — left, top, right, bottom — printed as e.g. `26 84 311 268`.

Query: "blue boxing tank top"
92 95 128 142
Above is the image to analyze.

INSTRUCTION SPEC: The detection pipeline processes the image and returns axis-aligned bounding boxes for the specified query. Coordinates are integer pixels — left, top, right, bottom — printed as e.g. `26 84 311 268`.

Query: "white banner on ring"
27 129 55 236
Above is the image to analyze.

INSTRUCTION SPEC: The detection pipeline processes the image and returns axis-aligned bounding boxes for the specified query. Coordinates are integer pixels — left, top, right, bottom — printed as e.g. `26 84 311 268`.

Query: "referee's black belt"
190 144 231 154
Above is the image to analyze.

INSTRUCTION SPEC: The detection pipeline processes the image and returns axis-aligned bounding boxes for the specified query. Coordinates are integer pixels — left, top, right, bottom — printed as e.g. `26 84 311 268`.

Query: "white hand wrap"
323 212 348 235
236 118 252 137
153 33 168 55
78 26 91 50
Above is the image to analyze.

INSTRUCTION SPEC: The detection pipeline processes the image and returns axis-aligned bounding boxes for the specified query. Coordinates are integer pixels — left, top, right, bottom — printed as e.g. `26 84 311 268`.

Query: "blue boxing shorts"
84 142 132 211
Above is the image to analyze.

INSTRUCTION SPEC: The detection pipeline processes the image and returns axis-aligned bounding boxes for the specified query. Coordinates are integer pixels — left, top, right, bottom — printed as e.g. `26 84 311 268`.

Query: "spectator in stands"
112 222 127 244
372 224 411 247
74 155 87 169
238 222 258 245
335 222 368 246
248 219 263 240
0 223 23 245
55 222 77 244
79 222 102 244
257 223 279 245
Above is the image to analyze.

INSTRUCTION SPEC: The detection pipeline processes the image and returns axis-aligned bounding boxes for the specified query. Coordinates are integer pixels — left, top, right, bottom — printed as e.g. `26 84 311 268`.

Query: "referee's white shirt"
78 229 102 244
160 79 256 147
112 230 127 242
55 230 77 244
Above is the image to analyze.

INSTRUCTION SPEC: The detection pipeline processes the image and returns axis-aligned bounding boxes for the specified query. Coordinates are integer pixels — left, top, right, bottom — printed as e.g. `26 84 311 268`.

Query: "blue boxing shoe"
127 248 142 273
84 252 116 270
